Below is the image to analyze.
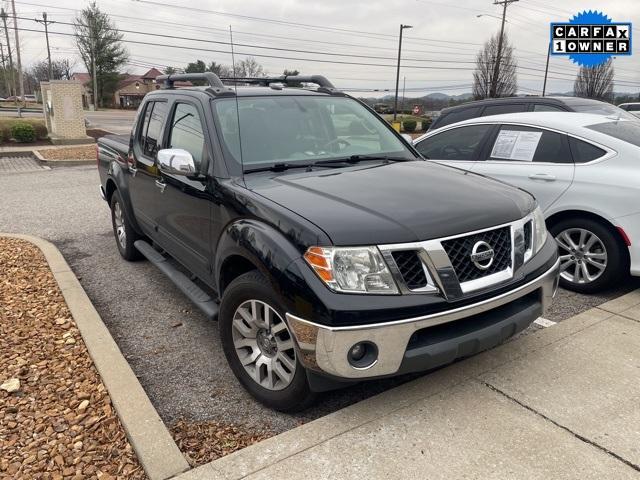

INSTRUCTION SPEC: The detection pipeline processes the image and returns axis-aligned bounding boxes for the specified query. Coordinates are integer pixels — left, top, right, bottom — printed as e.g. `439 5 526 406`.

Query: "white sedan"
413 112 640 293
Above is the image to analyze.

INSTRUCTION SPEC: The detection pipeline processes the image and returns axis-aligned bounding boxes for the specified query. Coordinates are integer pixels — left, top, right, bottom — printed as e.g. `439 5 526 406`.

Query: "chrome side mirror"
157 148 196 176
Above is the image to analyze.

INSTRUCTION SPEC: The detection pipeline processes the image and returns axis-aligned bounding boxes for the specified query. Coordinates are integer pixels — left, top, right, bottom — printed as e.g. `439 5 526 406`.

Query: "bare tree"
472 32 517 99
574 59 614 102
233 57 264 77
29 58 75 81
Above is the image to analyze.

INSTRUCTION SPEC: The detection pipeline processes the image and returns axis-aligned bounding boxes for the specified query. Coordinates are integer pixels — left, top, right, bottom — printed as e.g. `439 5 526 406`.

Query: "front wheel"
110 191 142 261
550 218 627 293
219 271 315 411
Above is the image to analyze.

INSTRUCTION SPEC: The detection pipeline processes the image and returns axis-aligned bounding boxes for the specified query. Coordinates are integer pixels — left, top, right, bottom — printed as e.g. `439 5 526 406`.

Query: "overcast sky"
9 0 640 96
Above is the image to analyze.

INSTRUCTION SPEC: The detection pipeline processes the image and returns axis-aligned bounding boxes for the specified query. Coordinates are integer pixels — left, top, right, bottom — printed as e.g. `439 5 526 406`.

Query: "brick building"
71 68 191 109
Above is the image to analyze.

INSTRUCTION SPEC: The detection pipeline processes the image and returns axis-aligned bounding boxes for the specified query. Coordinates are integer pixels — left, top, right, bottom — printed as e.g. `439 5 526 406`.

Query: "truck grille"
392 250 428 290
441 226 512 283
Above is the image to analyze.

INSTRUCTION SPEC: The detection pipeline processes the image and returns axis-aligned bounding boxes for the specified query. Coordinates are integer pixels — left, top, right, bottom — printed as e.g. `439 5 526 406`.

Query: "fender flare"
214 219 303 295
104 161 143 235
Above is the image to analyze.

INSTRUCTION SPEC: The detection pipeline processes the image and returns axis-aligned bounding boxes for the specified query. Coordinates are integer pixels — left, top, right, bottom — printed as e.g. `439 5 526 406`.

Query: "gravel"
0 237 145 479
38 146 96 161
1 165 637 439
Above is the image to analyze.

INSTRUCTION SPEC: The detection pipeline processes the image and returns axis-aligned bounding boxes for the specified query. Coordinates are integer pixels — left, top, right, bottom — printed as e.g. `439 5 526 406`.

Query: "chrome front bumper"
286 259 560 379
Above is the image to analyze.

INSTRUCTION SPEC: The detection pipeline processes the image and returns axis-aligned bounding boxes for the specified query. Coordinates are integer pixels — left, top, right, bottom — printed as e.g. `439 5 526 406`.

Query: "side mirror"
157 148 196 176
401 133 413 143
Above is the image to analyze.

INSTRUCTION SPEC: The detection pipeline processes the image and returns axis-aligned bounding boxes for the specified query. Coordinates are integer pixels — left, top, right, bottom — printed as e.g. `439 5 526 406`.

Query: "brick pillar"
39 80 92 145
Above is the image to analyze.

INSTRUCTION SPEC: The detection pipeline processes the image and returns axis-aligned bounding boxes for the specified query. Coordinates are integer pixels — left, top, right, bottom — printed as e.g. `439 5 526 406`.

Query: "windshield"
213 95 415 171
570 102 637 120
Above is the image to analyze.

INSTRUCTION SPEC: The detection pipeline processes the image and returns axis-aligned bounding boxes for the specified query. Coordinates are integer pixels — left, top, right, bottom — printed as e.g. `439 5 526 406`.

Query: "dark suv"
97 73 559 411
430 96 636 130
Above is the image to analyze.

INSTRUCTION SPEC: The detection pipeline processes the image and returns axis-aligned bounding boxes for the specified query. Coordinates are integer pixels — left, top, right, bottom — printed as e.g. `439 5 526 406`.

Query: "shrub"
420 117 432 131
27 120 48 139
11 122 36 143
402 119 417 133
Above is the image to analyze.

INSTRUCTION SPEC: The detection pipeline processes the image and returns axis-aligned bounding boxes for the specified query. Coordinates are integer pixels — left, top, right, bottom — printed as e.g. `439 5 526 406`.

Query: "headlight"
304 246 399 294
532 206 548 254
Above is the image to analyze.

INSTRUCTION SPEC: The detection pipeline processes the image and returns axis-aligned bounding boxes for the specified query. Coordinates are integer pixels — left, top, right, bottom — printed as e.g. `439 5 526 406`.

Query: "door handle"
528 173 556 182
155 178 167 193
128 165 137 177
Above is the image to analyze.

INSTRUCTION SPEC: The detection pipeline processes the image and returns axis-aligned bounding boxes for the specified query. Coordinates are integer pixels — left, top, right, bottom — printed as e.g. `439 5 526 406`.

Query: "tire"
110 190 142 261
219 270 315 412
550 217 628 293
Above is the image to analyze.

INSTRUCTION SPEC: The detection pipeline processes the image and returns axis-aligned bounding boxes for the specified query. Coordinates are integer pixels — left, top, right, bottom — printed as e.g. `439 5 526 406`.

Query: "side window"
138 101 153 144
143 101 168 158
489 126 571 163
436 107 482 128
628 104 640 112
168 103 206 169
482 104 527 116
415 124 492 160
569 137 606 163
533 104 566 112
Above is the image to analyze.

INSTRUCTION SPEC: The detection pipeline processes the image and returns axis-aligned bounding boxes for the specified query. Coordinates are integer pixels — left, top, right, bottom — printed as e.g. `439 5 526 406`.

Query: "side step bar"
134 240 219 320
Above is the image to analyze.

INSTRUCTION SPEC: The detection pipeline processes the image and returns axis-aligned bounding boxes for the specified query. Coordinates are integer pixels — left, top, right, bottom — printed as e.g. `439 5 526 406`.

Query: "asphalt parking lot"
1 164 638 434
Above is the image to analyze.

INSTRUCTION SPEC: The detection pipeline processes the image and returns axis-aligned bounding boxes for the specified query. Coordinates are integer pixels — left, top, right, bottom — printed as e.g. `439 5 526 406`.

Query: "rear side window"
435 107 481 128
569 137 607 163
482 104 527 116
533 104 566 112
587 121 640 148
415 124 491 160
168 103 206 169
143 101 168 158
627 104 640 112
488 126 571 163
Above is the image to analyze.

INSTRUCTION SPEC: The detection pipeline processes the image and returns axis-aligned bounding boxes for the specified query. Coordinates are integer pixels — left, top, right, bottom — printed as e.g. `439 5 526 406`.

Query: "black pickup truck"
97 73 559 411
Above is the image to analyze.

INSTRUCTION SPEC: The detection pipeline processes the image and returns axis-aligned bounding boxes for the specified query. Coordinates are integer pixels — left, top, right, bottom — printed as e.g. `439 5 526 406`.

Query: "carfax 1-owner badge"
551 10 632 67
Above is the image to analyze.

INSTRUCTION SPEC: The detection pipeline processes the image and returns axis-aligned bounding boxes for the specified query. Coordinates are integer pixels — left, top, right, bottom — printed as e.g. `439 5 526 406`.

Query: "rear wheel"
110 191 142 261
550 217 627 293
219 270 315 411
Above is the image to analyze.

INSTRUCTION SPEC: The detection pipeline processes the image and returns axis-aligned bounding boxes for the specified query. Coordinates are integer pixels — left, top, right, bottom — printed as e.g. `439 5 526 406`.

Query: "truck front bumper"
286 258 560 380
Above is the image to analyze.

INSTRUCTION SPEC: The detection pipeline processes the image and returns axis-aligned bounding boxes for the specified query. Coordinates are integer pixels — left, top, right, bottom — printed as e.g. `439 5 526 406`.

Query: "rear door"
128 99 169 236
472 124 575 211
414 124 494 171
153 97 213 282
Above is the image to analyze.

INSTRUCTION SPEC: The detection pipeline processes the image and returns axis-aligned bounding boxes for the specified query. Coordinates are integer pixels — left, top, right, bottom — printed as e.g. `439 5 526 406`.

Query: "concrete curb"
1 233 191 480
32 149 97 167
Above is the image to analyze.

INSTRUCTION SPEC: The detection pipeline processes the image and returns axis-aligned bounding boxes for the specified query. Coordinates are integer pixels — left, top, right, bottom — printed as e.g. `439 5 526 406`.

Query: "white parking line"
534 317 557 328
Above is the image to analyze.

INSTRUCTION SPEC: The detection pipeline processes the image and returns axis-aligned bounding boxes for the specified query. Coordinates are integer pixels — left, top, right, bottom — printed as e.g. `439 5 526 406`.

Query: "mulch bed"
38 146 96 161
0 237 276 477
0 238 146 479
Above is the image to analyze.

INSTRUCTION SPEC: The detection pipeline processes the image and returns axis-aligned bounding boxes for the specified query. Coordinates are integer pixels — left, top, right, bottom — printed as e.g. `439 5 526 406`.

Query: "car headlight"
304 246 399 294
532 206 548 255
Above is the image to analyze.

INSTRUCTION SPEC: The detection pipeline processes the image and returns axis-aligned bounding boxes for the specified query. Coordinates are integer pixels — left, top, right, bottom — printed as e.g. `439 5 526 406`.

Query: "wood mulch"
0 238 146 479
38 146 96 161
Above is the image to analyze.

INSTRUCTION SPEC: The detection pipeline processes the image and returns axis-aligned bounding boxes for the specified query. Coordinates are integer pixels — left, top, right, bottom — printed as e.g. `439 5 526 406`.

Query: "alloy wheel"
114 202 126 249
555 228 607 285
232 299 297 391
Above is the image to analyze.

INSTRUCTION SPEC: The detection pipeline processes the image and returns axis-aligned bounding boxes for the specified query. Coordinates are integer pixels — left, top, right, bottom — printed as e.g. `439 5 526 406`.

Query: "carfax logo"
551 10 632 67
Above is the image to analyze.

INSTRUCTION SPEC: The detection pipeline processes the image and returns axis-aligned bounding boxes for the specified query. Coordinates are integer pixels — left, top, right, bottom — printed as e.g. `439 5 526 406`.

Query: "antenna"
229 25 244 178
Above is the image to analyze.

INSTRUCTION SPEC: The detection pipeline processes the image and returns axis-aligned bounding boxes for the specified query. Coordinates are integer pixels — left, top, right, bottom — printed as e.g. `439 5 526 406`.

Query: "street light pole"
393 24 412 123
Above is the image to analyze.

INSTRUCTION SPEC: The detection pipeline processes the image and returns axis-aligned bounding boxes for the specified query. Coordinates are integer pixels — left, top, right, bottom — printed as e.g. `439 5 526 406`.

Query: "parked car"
414 112 640 293
429 96 637 131
618 102 640 118
98 73 559 411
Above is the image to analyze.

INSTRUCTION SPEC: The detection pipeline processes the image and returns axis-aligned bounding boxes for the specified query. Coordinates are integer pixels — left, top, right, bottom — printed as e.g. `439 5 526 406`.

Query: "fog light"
347 341 378 369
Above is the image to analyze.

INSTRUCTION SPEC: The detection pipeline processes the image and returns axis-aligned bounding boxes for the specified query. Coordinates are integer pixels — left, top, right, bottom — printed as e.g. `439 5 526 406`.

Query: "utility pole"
0 9 15 100
0 42 7 99
542 41 551 96
91 37 98 109
490 0 518 98
393 24 412 123
10 0 24 102
401 76 406 116
35 12 54 80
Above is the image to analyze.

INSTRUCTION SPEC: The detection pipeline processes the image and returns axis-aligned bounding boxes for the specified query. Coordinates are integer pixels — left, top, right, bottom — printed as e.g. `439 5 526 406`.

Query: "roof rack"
155 72 235 97
219 75 342 95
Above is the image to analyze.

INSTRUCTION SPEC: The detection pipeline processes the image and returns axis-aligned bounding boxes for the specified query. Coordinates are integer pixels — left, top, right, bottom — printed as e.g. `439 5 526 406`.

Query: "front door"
472 124 575 212
128 99 169 236
154 99 213 283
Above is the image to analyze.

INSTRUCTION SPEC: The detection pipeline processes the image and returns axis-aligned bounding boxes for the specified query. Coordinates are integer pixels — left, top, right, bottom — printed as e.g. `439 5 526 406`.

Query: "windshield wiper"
243 162 314 173
312 154 413 166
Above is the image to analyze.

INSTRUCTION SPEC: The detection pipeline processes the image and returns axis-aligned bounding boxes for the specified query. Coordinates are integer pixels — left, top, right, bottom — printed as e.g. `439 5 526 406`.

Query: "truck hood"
244 160 535 245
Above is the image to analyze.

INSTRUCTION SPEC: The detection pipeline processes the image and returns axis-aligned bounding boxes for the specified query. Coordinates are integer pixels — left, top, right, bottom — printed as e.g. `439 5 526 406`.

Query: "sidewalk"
177 290 640 480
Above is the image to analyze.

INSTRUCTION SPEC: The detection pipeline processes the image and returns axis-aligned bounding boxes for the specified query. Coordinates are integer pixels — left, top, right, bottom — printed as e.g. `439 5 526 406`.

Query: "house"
71 68 191 109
